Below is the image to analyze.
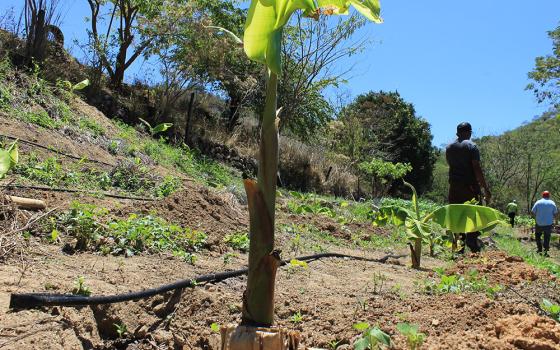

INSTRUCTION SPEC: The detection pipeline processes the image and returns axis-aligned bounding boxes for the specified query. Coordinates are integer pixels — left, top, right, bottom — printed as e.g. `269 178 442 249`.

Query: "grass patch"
495 234 560 278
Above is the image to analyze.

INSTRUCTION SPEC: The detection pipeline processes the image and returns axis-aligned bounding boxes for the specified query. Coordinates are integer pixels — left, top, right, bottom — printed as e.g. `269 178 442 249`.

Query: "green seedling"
290 311 303 324
72 276 92 296
114 322 128 338
541 299 560 321
353 322 391 350
223 232 250 252
370 272 388 295
210 322 220 333
396 323 425 350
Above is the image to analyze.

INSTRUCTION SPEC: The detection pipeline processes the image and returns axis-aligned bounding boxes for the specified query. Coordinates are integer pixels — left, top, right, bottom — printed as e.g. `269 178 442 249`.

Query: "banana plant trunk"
241 71 281 326
410 238 422 269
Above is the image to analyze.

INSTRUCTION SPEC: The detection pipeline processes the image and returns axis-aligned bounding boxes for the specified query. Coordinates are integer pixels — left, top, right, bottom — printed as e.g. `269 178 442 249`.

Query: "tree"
278 13 369 138
85 0 168 89
336 91 436 194
358 158 412 198
527 23 560 108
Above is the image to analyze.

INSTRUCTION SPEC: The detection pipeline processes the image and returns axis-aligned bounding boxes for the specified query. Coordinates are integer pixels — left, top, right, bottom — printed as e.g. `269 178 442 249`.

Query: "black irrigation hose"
0 183 156 201
0 133 116 167
9 252 406 309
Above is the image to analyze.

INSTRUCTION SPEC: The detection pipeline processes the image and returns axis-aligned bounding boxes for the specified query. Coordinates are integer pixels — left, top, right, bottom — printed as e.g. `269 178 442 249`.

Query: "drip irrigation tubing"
9 252 406 309
0 133 116 167
0 183 156 201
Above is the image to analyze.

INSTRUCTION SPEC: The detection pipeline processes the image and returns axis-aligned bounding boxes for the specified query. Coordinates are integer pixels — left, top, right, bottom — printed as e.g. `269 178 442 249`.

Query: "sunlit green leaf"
244 0 382 73
152 123 173 135
72 79 90 91
0 150 11 179
353 337 369 350
353 322 370 331
368 327 391 346
424 204 506 234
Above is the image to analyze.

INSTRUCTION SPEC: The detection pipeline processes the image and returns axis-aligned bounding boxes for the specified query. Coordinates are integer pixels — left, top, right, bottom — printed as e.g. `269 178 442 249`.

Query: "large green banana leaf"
373 205 414 227
0 141 18 179
423 204 507 233
244 0 382 74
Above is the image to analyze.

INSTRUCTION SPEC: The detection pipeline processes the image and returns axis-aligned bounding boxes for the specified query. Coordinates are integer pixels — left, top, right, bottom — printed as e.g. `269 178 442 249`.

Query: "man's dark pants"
535 225 552 253
508 213 516 228
449 182 481 253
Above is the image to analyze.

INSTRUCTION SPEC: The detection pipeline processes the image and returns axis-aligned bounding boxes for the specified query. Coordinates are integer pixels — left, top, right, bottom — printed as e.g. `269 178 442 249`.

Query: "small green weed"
224 232 250 252
22 110 60 129
353 322 391 350
72 276 92 296
422 269 502 298
541 299 560 321
290 311 303 323
210 322 220 333
396 323 425 350
114 323 128 338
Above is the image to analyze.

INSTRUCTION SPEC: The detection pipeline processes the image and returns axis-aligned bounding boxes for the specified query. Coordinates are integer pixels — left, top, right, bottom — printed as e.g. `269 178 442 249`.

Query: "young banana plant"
374 181 506 269
239 0 382 329
0 140 18 179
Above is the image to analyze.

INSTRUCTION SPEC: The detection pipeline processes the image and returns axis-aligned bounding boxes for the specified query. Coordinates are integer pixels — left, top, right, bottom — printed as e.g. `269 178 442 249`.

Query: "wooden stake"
4 195 46 210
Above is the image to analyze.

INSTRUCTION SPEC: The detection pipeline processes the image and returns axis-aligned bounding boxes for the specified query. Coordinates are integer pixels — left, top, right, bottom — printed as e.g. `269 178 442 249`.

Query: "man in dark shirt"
446 122 492 253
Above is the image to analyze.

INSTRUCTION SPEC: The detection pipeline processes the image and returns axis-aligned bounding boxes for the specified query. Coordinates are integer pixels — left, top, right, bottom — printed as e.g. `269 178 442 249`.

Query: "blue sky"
1 0 558 147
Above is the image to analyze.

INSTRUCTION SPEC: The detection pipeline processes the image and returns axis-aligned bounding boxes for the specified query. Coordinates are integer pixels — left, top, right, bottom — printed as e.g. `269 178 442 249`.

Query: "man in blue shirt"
531 191 558 256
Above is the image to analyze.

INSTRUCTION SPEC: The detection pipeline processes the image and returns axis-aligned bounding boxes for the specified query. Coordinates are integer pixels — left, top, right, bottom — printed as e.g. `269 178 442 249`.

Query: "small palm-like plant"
374 181 506 269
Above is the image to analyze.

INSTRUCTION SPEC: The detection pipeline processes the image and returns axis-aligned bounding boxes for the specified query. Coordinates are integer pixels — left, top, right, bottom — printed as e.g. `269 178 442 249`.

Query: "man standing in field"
531 191 558 257
446 122 492 253
506 200 518 228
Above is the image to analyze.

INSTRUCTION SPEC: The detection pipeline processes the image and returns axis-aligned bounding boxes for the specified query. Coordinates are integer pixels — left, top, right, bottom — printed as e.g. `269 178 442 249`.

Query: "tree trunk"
410 238 422 269
184 92 196 147
241 71 280 326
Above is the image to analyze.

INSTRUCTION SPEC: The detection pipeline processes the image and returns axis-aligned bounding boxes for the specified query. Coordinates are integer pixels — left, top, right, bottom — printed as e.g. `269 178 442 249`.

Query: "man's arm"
472 159 491 203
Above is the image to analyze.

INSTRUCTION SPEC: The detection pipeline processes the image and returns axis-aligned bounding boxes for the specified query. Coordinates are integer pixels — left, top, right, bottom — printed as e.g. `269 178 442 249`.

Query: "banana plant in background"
223 0 382 335
374 182 506 269
0 140 18 179
138 118 173 136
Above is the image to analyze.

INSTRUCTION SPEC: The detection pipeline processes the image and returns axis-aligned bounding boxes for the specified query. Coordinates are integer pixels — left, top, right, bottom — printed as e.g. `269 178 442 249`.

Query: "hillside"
0 57 559 350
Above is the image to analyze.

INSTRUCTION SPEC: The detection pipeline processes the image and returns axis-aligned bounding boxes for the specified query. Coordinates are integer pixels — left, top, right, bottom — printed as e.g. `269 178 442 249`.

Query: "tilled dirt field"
1 189 560 350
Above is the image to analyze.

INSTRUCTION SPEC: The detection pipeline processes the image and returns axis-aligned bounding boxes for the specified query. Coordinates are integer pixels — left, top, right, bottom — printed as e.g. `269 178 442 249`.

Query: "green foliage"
353 322 391 350
334 91 436 194
223 232 250 252
290 311 303 323
22 110 60 129
0 140 18 179
72 276 92 296
210 322 221 333
527 24 560 108
138 117 173 136
374 182 506 267
59 202 108 250
396 323 425 350
515 215 535 228
114 323 128 338
108 214 207 257
422 269 502 298
358 158 412 197
541 299 560 321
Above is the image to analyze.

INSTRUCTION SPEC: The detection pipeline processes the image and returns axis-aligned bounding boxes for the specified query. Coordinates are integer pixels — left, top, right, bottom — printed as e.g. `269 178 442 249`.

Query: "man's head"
542 191 550 199
456 122 472 140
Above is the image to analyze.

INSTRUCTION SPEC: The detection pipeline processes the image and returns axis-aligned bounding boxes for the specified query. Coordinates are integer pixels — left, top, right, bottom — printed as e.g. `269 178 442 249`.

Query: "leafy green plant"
370 272 387 295
59 202 108 250
353 322 391 350
223 232 250 252
138 117 173 136
358 158 412 198
290 311 303 323
72 276 92 296
0 140 18 179
374 181 506 268
154 176 181 198
541 299 560 321
114 322 128 338
422 269 502 298
396 323 425 350
210 322 221 333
